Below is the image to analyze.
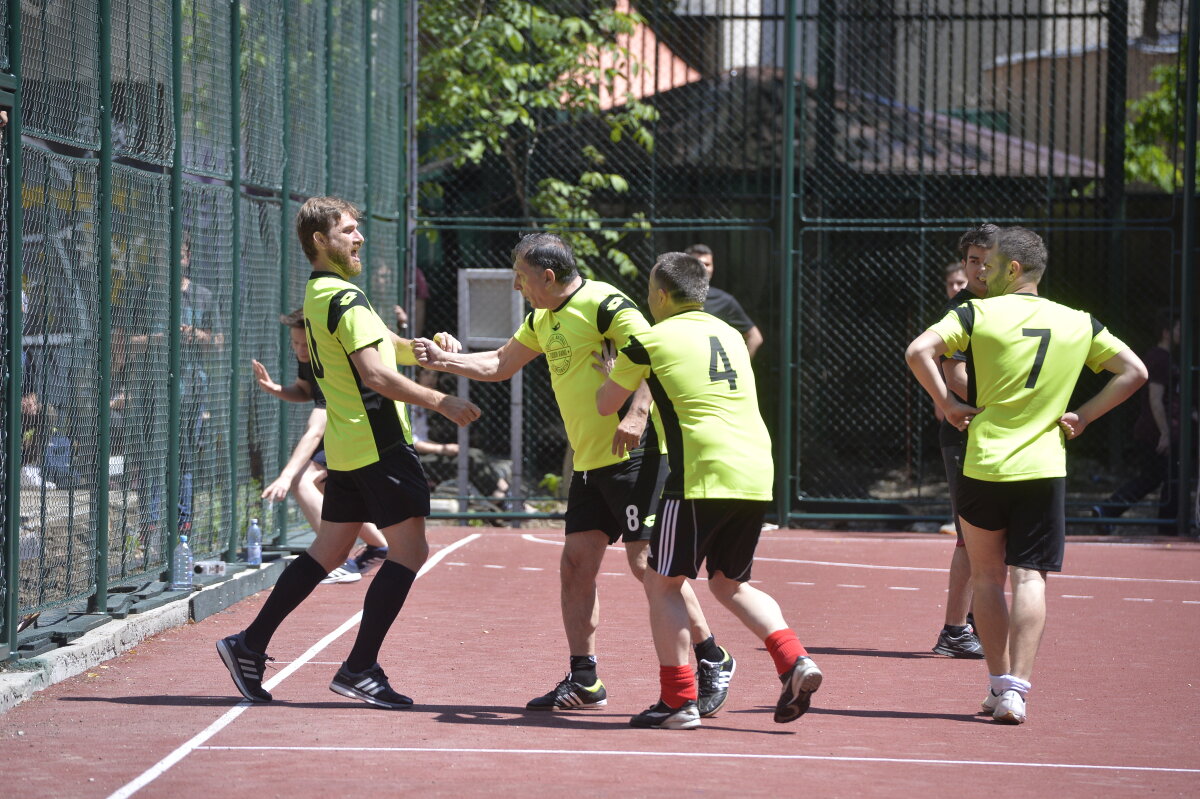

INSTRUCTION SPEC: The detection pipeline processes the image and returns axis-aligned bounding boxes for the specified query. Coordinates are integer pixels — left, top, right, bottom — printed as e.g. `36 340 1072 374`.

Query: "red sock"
765 629 809 675
659 664 697 707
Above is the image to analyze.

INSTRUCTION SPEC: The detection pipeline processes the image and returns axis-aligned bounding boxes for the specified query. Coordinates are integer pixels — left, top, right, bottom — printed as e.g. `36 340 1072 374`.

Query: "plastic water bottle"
246 518 262 566
171 534 194 590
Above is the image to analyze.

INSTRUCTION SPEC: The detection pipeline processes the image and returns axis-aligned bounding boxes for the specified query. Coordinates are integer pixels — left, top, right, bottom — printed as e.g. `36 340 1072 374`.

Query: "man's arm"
1058 349 1148 439
349 345 481 426
262 408 326 501
905 330 980 430
1148 381 1170 453
252 359 313 403
744 325 763 359
413 336 539 382
940 357 968 401
597 377 635 417
388 330 463 366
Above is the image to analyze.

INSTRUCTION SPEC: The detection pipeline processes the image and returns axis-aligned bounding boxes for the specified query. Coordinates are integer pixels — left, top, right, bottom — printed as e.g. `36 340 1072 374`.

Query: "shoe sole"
526 698 608 711
774 664 823 723
993 709 1026 724
698 658 737 718
631 715 701 730
329 681 413 709
216 639 271 703
320 573 363 584
932 643 985 659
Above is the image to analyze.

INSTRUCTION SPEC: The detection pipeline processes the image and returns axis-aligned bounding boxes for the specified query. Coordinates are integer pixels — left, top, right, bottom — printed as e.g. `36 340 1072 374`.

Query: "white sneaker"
981 689 1001 713
992 689 1026 724
320 566 362 584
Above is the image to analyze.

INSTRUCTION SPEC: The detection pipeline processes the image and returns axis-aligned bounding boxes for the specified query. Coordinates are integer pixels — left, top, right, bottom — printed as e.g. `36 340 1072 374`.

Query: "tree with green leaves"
418 0 658 277
1125 49 1199 193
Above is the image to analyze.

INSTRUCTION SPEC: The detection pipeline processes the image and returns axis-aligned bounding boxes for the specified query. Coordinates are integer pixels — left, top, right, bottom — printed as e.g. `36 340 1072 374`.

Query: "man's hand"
1157 431 1171 454
435 394 482 427
261 474 291 502
251 359 281 394
432 332 463 354
612 410 646 457
1058 411 1089 440
413 337 446 368
592 339 616 378
943 399 981 432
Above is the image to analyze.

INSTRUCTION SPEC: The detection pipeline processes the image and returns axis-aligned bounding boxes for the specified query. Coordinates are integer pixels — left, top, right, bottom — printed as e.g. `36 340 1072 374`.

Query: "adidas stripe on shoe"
696 647 737 717
526 675 608 710
216 632 273 703
329 662 413 709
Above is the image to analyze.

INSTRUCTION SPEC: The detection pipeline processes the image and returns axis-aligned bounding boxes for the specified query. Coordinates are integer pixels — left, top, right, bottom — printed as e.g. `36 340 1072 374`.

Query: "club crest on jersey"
546 331 571 375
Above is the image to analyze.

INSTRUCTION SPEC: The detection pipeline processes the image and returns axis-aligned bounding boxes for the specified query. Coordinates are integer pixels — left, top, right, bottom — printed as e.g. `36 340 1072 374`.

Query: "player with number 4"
413 234 736 717
594 252 823 729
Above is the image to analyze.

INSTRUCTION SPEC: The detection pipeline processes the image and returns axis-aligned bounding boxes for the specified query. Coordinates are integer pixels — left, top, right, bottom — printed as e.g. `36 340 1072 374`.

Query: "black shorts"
940 444 965 545
957 475 1065 572
651 498 767 581
564 449 667 544
322 443 431 529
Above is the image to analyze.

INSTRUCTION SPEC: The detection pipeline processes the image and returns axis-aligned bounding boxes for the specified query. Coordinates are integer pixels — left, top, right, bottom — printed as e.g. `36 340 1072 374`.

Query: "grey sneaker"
696 647 736 717
775 656 823 723
629 699 701 729
933 626 985 658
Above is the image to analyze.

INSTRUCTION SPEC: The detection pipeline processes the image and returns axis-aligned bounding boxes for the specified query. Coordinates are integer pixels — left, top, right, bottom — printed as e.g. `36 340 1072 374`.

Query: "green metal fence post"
325 0 333 195
276 2 291 547
776 0 797 526
90 0 114 613
1176 0 1199 535
167 0 183 572
227 0 243 561
362 0 373 278
3 0 24 659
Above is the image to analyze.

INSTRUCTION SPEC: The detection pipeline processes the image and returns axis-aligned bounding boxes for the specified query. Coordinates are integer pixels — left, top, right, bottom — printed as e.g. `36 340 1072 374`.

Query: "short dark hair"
957 223 1000 261
280 308 305 329
652 252 709 305
511 232 578 282
683 243 712 257
944 262 965 278
296 196 359 263
1154 307 1178 338
993 226 1048 282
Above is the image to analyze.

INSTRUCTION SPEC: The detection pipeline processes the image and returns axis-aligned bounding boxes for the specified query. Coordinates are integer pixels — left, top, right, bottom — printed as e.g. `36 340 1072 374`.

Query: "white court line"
107 533 482 799
754 556 1200 585
888 586 920 591
1124 598 1155 602
1061 595 1093 599
193 744 1200 774
837 584 865 589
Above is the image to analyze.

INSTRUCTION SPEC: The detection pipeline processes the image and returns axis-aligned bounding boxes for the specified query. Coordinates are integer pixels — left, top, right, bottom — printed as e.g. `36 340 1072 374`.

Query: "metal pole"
227 0 243 560
276 2 292 547
777 0 798 525
403 0 418 325
91 0 114 613
1177 0 1199 534
1104 1 1129 478
3 0 24 659
325 0 334 195
165 0 183 583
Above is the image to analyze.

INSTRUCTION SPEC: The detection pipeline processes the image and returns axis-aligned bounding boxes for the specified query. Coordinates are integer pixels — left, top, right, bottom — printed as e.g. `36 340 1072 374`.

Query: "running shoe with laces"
525 675 608 710
932 625 985 658
353 545 389 575
329 662 413 709
629 699 701 730
992 689 1026 724
774 656 823 723
981 689 1002 713
216 632 274 703
696 647 737 717
320 565 362 584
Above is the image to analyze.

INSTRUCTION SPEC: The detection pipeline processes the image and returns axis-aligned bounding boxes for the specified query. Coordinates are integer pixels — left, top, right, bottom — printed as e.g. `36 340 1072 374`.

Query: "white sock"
989 674 1031 696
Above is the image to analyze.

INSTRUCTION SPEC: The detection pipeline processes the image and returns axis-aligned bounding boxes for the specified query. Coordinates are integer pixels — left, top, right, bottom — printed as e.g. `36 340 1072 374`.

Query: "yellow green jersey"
610 310 773 500
928 293 1126 482
303 271 413 470
513 279 651 472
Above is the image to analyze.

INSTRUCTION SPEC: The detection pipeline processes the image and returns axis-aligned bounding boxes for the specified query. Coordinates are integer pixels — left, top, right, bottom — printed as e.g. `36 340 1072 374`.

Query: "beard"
327 247 362 279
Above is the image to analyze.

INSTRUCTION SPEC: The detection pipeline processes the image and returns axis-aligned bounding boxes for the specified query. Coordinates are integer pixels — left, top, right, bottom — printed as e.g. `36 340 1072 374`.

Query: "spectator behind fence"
1093 309 1183 532
683 243 763 359
253 309 391 584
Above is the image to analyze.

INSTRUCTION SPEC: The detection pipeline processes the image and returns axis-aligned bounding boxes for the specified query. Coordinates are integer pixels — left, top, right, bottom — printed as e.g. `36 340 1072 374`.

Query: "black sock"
966 612 975 627
693 635 722 664
569 655 598 685
243 552 327 653
944 624 968 636
344 560 416 673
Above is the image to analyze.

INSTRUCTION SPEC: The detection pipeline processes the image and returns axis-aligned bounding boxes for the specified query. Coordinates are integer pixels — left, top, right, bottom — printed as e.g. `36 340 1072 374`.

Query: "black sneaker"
526 675 608 710
932 626 985 658
775 656 822 723
329 662 413 709
696 646 737 717
629 699 701 729
353 546 389 575
216 632 273 703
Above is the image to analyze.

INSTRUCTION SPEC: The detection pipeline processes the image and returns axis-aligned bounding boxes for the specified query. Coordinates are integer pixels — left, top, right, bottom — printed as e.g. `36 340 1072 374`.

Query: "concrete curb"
0 556 290 714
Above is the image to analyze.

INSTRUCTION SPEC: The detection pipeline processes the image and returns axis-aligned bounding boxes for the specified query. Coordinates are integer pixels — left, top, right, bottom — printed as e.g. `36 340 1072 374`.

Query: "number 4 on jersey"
708 336 738 389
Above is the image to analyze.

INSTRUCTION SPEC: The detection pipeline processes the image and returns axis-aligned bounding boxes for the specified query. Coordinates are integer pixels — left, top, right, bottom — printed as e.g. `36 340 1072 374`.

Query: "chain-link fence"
2 1 1198 657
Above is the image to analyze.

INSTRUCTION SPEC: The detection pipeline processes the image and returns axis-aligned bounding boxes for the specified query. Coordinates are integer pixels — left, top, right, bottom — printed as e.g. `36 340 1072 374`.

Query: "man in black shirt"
684 244 763 358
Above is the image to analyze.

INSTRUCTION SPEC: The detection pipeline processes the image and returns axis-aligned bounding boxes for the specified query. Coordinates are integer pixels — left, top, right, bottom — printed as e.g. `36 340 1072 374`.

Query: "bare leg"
291 460 325 532
707 571 788 639
306 520 364 572
561 530 608 655
625 540 713 645
1007 566 1048 681
961 518 1011 677
642 569 691 666
356 522 388 549
945 544 974 626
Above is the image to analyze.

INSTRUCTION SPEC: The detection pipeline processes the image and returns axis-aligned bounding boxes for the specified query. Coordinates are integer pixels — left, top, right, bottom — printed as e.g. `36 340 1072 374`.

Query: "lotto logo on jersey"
546 332 571 375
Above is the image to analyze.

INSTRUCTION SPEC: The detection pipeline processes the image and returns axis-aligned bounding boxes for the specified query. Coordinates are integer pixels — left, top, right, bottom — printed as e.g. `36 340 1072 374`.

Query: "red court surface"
2 527 1198 797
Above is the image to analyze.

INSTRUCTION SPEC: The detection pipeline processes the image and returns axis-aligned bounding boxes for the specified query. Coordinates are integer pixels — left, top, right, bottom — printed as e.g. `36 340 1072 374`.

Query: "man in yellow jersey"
906 227 1146 724
414 233 736 716
595 252 822 729
217 196 481 708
